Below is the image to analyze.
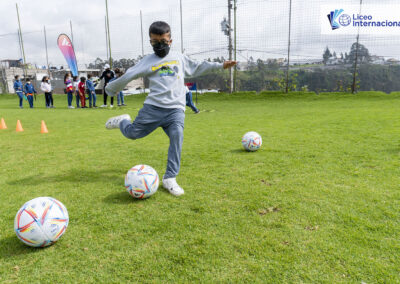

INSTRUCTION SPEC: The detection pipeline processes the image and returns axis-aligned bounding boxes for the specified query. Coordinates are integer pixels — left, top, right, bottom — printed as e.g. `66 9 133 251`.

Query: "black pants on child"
103 86 114 106
45 92 53 107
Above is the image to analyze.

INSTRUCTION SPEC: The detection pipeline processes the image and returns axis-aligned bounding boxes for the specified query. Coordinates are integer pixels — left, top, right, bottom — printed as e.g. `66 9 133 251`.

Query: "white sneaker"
68 106 75 109
162 178 184 196
105 114 131 129
110 105 114 108
100 104 107 108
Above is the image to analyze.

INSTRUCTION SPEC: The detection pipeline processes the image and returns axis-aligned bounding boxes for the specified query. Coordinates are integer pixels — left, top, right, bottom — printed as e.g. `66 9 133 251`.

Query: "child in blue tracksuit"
86 74 98 108
13 75 24 108
105 21 236 196
24 79 37 108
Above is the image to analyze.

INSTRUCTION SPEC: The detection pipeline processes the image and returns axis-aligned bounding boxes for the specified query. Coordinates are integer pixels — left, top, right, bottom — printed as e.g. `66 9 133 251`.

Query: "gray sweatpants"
119 103 185 179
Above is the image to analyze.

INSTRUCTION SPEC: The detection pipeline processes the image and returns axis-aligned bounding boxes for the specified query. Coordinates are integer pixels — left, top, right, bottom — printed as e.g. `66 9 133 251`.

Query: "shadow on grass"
0 235 39 260
229 148 252 154
102 191 141 204
103 187 171 205
7 168 123 186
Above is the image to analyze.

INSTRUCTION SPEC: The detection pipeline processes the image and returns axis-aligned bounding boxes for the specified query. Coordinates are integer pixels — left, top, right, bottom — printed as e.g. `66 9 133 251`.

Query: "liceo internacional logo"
338 14 352 27
327 9 344 30
322 5 400 35
327 9 352 30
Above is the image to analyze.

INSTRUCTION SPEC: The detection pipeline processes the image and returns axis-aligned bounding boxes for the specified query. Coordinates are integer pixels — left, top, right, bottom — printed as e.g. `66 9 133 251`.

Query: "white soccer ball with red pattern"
14 197 69 247
125 165 159 199
242 131 262 151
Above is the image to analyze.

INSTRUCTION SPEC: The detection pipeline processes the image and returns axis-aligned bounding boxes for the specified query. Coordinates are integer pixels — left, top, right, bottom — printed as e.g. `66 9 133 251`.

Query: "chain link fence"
1 0 400 94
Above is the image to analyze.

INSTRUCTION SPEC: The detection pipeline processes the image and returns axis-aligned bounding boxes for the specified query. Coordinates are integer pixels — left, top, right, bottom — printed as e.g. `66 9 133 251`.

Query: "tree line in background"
194 42 400 93
87 42 400 93
322 43 371 65
88 56 144 70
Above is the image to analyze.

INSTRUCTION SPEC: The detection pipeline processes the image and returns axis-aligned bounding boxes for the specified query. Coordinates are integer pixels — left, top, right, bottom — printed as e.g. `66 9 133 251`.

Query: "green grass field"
0 91 399 283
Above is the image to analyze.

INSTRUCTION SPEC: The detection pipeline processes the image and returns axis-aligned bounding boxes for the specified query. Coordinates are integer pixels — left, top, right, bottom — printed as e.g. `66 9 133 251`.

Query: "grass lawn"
0 91 399 283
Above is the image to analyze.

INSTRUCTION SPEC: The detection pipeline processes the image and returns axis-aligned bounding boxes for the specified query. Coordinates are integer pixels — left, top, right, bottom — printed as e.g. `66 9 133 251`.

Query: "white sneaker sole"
105 114 131 130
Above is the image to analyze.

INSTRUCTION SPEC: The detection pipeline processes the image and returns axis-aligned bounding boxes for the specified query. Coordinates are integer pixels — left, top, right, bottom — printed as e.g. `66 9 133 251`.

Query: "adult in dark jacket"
99 64 115 107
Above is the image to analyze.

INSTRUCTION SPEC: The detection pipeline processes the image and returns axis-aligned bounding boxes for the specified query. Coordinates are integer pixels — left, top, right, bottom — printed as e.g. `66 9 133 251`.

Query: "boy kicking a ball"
105 21 236 196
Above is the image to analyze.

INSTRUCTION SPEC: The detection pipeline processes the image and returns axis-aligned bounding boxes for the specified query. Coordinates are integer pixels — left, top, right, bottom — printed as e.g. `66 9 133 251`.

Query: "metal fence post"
228 0 233 93
105 0 112 68
352 0 363 94
285 0 292 93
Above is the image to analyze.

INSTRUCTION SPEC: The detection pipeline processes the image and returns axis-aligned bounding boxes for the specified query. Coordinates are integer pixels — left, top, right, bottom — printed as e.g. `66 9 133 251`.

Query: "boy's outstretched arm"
183 54 237 77
105 58 149 96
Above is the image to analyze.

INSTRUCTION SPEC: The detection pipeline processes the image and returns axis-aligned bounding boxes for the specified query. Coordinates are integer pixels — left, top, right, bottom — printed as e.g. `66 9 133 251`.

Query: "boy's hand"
223 61 237 69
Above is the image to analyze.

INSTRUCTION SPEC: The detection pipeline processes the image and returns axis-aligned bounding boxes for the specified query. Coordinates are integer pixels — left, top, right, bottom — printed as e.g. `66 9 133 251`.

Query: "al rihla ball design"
125 165 159 199
242 131 262 151
14 197 69 247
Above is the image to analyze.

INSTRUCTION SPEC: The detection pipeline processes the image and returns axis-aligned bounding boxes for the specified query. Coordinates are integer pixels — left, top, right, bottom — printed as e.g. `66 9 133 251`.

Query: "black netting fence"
1 0 400 94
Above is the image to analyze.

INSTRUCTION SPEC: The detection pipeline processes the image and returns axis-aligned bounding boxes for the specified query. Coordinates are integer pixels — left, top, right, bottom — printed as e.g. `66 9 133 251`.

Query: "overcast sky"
1 0 400 68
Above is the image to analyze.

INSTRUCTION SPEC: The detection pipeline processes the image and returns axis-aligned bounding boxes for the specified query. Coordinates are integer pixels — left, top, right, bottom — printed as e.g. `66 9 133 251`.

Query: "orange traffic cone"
0 118 7 129
16 120 24 132
40 120 48 134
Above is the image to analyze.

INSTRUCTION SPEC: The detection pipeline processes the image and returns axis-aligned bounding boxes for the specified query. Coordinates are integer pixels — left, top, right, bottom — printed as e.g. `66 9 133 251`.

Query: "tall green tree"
348 42 371 64
323 47 332 65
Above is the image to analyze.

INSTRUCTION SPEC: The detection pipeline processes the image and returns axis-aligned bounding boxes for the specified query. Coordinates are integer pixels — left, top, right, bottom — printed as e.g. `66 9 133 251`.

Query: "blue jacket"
24 83 37 94
86 79 97 92
14 80 23 93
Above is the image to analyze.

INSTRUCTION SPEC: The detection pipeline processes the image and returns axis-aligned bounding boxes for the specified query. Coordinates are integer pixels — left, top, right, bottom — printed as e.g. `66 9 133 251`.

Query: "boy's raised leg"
119 106 160 139
106 105 160 137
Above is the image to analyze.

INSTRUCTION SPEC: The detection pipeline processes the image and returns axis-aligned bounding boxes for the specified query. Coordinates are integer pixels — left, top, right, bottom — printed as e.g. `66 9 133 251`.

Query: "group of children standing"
13 75 54 109
64 73 100 109
64 73 98 109
12 67 128 109
13 65 200 112
64 66 126 109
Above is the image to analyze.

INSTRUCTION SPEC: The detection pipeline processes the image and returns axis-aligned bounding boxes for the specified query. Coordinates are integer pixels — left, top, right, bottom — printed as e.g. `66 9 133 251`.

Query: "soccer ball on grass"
242 131 262 151
14 197 69 247
125 165 159 199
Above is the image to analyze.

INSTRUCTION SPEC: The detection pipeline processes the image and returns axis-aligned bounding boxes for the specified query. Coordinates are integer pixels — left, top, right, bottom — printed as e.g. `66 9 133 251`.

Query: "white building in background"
326 58 344 65
370 55 385 65
386 58 400 65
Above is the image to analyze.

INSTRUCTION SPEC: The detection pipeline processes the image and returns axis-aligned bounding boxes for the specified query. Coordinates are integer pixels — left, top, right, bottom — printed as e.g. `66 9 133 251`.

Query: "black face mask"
153 42 170 58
